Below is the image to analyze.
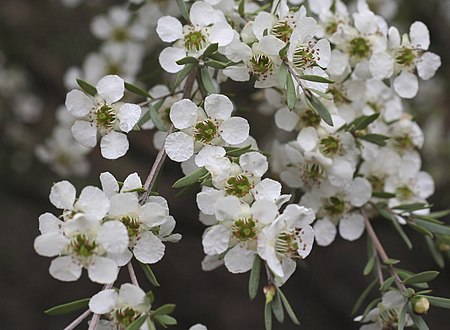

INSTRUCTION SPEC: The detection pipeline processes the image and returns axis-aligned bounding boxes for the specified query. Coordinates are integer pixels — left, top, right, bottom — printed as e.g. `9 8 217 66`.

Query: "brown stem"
63 309 91 330
137 91 183 107
128 261 139 287
361 208 406 293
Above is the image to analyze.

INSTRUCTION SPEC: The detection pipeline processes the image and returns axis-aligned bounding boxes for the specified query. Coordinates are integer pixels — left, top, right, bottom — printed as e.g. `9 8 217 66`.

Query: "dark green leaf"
277 288 300 325
127 315 148 330
396 269 429 289
379 276 395 291
279 43 289 58
238 0 245 16
154 314 177 326
278 63 288 89
347 113 380 133
351 279 378 316
203 59 233 69
363 255 376 276
264 302 272 330
176 0 189 21
308 88 332 100
393 203 430 211
153 304 176 316
419 295 450 309
372 191 396 199
249 255 261 301
76 79 97 97
408 305 429 330
139 262 160 287
299 74 334 84
176 56 199 65
207 53 232 63
173 63 197 91
359 134 389 146
305 92 333 126
137 108 152 128
415 219 450 236
125 82 151 98
409 222 433 237
425 236 445 268
201 43 219 58
398 301 409 330
172 167 209 189
199 67 216 94
404 271 439 285
225 145 253 157
272 290 284 323
148 103 167 132
146 291 155 304
45 298 90 315
286 72 296 109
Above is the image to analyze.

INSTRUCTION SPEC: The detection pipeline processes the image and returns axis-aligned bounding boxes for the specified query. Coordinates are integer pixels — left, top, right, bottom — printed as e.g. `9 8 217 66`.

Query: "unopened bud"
263 284 276 304
412 297 430 315
437 242 450 252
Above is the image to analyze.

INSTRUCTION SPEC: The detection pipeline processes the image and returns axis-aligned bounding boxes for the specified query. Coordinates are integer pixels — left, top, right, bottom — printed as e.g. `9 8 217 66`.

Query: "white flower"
164 94 249 162
65 75 142 159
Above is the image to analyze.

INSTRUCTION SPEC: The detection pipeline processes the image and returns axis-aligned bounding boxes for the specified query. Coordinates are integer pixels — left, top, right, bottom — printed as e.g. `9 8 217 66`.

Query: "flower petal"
118 103 141 133
100 131 129 159
77 186 110 219
169 99 199 129
339 213 365 241
219 117 249 145
156 16 183 42
71 120 97 148
50 180 76 210
204 94 233 120
89 289 117 314
164 131 194 162
65 90 94 117
88 256 119 284
96 75 124 104
49 256 82 282
134 232 165 264
202 225 230 255
224 245 255 274
97 221 129 254
313 218 336 246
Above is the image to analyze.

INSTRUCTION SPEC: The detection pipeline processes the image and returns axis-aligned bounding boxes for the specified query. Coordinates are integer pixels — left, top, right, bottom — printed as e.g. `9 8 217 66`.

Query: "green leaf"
127 315 148 330
278 63 288 89
272 290 284 323
172 167 209 189
414 219 450 236
207 53 231 63
125 82 151 98
396 269 429 289
225 145 253 157
419 295 450 309
425 236 445 268
238 0 245 16
154 314 177 326
199 67 216 94
203 59 233 69
264 301 272 330
299 74 334 84
176 0 189 21
393 203 430 211
153 304 176 316
408 305 429 330
409 222 433 237
428 210 450 218
149 103 168 132
173 63 197 91
347 113 380 133
277 288 300 325
361 298 381 321
404 271 439 285
305 92 333 126
278 43 289 58
286 72 297 110
176 56 199 65
248 255 261 301
389 215 413 250
45 298 90 315
201 43 219 58
359 134 389 146
351 279 378 316
139 262 160 287
371 191 396 199
363 255 376 276
148 319 157 330
383 258 400 265
76 79 97 97
398 301 409 330
379 276 395 291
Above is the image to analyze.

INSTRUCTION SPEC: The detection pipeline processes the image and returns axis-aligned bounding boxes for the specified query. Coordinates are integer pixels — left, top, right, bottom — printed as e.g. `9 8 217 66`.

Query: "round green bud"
412 296 430 315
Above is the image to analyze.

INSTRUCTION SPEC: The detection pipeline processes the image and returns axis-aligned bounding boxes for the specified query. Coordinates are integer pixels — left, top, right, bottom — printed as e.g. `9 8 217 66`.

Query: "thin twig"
88 283 114 330
361 208 406 293
128 261 139 287
63 309 91 330
137 91 183 107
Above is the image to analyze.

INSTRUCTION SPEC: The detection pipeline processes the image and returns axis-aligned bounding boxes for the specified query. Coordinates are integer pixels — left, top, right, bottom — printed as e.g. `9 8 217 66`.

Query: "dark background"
0 0 449 329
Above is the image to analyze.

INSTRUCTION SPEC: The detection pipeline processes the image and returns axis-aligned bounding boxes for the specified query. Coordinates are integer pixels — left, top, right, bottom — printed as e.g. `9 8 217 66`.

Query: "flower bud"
263 284 276 304
437 242 450 252
412 297 430 315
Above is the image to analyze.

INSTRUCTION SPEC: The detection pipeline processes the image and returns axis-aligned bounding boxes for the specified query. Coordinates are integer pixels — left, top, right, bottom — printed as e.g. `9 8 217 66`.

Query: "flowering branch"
63 309 91 330
128 262 139 287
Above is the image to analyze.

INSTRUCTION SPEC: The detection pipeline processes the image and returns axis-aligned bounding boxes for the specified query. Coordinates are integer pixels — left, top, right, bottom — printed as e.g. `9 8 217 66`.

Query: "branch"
128 261 139 287
63 309 91 330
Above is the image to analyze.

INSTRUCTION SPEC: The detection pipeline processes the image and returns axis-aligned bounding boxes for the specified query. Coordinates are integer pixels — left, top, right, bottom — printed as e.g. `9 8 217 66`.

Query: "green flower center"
324 196 346 217
378 306 399 329
275 230 301 258
249 54 273 76
194 119 218 144
302 163 324 182
272 20 293 43
368 175 385 192
225 175 252 197
232 217 257 241
396 185 414 200
71 234 97 257
96 105 117 130
113 28 129 42
349 37 371 59
300 109 322 127
122 216 141 238
325 21 338 35
329 86 350 105
184 30 207 52
393 134 413 150
115 307 140 327
319 136 340 157
396 47 416 67
293 46 317 70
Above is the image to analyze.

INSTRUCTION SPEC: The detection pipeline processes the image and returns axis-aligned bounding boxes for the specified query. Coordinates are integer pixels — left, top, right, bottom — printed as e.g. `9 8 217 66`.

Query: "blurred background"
0 0 449 329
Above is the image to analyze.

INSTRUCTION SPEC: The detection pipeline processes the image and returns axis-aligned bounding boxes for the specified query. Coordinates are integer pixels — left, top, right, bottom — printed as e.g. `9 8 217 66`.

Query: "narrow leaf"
409 222 433 237
149 103 167 132
153 304 176 316
127 315 147 330
347 113 380 132
176 0 189 21
272 291 284 323
173 63 196 91
428 210 450 218
425 236 445 268
225 145 253 157
203 60 233 69
396 269 429 289
148 319 157 330
380 276 395 291
389 216 413 250
359 134 389 146
278 63 288 89
299 74 334 84
363 255 376 276
286 72 296 109
408 305 429 330
419 295 450 309
139 262 160 287
351 279 378 316
383 258 400 265
176 56 199 65
306 93 333 126
199 67 216 94
404 271 439 285
308 88 332 100
154 314 177 326
45 298 90 315
249 256 261 301
393 203 430 211
172 167 209 189
415 219 450 236
278 288 300 325
201 43 219 58
125 82 151 98
398 301 409 330
76 79 97 97
238 0 245 16
372 191 396 199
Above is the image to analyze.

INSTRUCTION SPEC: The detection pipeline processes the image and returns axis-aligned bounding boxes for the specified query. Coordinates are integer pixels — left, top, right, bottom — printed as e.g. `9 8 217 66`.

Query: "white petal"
410 21 430 50
88 256 119 284
49 256 82 282
122 172 143 192
34 233 68 257
196 189 224 215
219 117 249 145
39 213 64 234
369 52 394 80
417 52 441 80
416 171 434 199
159 47 186 73
140 202 168 227
77 186 110 219
156 16 183 42
253 178 281 202
251 200 278 224
214 196 241 221
209 21 234 47
97 221 129 254
296 225 315 258
274 107 299 131
204 94 233 120
259 35 286 56
134 232 165 264
346 177 372 207
118 103 141 133
239 152 268 177
100 131 129 159
118 283 146 307
89 289 117 314
224 245 255 273
190 1 224 26
201 254 224 271
202 225 230 255
169 99 199 129
297 127 319 152
96 75 124 104
71 120 97 148
281 204 316 227
313 218 336 246
65 90 94 117
100 172 119 196
164 132 194 162
107 249 133 267
223 65 250 82
314 38 331 68
195 145 226 167
339 213 365 241
50 181 76 209
393 71 418 99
